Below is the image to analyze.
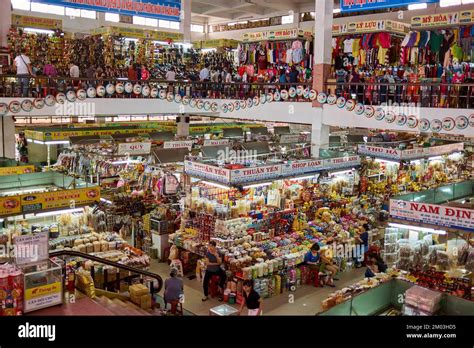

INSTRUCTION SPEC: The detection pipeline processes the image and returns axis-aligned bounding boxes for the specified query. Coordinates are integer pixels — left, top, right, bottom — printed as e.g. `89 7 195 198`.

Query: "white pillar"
182 0 192 44
0 116 16 159
0 3 11 48
312 0 333 95
311 109 329 157
177 115 190 137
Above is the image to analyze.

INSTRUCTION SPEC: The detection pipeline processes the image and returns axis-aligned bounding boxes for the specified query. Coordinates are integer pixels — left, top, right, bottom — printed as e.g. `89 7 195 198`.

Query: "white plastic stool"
170 259 184 277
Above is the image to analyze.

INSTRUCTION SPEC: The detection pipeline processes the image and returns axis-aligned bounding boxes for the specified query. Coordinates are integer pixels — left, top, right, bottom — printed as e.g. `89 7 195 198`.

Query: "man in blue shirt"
304 243 321 268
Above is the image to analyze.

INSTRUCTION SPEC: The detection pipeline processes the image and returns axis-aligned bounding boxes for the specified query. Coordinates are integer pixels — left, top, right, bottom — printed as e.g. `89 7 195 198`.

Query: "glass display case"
20 259 63 313
209 304 239 316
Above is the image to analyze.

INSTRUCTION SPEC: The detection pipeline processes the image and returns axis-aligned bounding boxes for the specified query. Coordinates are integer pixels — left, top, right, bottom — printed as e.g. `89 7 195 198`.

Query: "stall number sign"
163 141 194 150
230 165 281 184
184 161 231 183
412 12 459 27
117 142 152 155
13 232 49 265
389 200 474 231
24 281 62 313
203 139 229 146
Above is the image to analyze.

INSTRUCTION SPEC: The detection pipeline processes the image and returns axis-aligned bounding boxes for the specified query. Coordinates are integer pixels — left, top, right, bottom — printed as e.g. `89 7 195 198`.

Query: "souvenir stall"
168 153 390 303
332 20 410 78
238 28 314 82
357 140 468 196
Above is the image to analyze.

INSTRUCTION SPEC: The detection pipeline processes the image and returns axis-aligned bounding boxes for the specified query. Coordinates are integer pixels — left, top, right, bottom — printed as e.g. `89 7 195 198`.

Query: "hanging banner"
0 165 35 176
163 140 194 150
281 159 324 176
390 199 474 231
358 143 464 160
184 161 231 184
341 20 410 35
20 187 100 214
358 144 402 160
460 10 474 24
30 0 181 21
95 26 184 41
230 164 282 184
412 12 459 28
117 142 152 155
11 14 62 30
203 139 230 146
242 28 311 42
341 0 437 13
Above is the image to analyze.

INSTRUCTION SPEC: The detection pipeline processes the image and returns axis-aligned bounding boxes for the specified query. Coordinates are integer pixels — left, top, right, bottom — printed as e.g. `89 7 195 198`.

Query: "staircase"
93 296 156 316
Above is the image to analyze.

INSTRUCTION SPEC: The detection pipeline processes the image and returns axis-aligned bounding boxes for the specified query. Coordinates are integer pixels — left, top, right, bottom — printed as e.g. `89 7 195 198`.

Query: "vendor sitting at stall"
304 244 336 288
365 253 388 278
202 241 226 302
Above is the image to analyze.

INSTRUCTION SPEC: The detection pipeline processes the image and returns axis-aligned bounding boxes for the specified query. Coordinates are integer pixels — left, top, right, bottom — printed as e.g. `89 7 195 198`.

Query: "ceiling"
191 0 318 24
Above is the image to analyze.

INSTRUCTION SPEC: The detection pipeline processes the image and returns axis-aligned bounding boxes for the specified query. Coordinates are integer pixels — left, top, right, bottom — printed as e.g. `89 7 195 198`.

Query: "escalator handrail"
50 249 163 293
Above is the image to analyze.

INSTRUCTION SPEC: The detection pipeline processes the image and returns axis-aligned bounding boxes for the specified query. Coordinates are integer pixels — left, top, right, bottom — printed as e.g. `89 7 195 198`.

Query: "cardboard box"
129 284 149 297
140 294 152 309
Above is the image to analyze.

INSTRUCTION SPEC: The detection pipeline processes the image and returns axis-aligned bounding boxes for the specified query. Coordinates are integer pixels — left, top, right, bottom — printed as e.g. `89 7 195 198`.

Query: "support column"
0 3 11 48
311 109 329 157
312 0 333 96
177 115 190 137
182 0 192 44
0 116 16 159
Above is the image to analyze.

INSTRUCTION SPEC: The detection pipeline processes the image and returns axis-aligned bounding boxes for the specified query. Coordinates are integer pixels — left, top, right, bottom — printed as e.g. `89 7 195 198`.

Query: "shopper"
164 269 184 314
13 48 33 97
141 65 150 81
238 280 263 316
166 67 176 81
355 223 370 268
127 64 137 81
69 63 80 78
288 66 299 84
202 241 226 302
199 64 210 81
365 253 387 278
278 68 287 84
43 61 58 78
85 65 95 79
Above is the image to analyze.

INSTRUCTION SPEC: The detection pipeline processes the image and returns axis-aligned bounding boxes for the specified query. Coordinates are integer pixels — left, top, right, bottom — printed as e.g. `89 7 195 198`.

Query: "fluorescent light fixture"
243 182 272 189
27 139 33 143
100 198 113 204
330 170 352 176
375 159 399 166
440 0 461 6
111 160 140 165
463 0 474 3
388 223 447 235
408 3 427 10
33 140 69 145
36 207 84 217
290 175 316 181
24 28 55 35
201 181 230 190
333 8 341 13
126 38 139 42
428 156 443 161
1 188 47 196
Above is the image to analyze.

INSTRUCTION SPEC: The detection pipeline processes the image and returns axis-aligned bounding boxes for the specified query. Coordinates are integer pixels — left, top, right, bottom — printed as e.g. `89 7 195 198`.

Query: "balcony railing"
2 75 473 109
324 81 474 109
0 75 312 101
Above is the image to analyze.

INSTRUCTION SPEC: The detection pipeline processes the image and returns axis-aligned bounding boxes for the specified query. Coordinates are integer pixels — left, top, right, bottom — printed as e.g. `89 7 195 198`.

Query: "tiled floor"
149 260 366 316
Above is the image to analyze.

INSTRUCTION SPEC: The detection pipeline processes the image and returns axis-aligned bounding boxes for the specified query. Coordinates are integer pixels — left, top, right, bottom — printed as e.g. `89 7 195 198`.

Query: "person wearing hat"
164 268 184 314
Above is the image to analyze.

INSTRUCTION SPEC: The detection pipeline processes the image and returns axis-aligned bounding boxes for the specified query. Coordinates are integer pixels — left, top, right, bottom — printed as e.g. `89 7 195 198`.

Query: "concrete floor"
149 260 366 316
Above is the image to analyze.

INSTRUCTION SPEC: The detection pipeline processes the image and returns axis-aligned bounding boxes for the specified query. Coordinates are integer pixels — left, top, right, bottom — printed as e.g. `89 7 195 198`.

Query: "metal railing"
0 75 312 100
324 81 474 109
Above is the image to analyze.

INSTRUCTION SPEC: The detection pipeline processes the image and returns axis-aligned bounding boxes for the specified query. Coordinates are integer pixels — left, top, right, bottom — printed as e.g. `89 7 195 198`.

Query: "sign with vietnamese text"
390 199 474 231
30 0 181 21
14 232 49 265
231 164 282 184
12 14 62 30
412 12 459 28
163 140 194 150
24 281 62 312
341 0 437 13
203 139 230 147
117 142 152 155
184 161 231 183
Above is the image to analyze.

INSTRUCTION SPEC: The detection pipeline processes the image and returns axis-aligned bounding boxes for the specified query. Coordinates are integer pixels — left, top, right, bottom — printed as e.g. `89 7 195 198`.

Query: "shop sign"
341 0 437 13
389 200 474 231
11 14 62 30
332 24 348 36
230 164 282 184
411 12 459 28
401 143 464 160
194 39 239 49
0 165 35 176
243 28 307 42
357 144 401 160
163 140 194 150
281 159 323 176
203 139 229 146
279 134 310 144
30 0 181 22
13 232 49 265
117 142 152 155
385 20 410 34
184 161 231 184
347 20 386 33
323 155 360 170
20 187 100 214
460 10 474 24
24 281 62 313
